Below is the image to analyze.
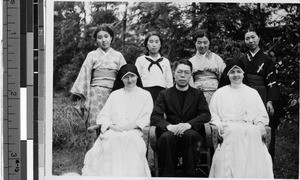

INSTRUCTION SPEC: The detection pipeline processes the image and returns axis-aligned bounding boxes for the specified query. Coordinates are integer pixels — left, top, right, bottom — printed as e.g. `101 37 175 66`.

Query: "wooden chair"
208 124 271 150
149 123 215 177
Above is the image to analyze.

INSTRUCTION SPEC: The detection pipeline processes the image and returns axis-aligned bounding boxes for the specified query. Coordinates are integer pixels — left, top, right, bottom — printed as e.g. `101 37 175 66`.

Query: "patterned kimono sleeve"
215 54 226 80
265 56 279 103
70 52 93 111
135 92 153 130
96 92 114 133
118 52 127 69
188 58 196 88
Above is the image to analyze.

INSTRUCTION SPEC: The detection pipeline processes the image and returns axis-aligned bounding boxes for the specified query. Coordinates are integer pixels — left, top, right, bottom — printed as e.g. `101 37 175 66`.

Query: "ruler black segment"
34 50 38 72
27 0 33 32
33 121 38 180
33 3 38 25
20 0 26 34
20 0 26 87
33 121 38 144
33 4 38 49
33 97 38 123
21 141 27 180
34 73 38 97
20 33 27 87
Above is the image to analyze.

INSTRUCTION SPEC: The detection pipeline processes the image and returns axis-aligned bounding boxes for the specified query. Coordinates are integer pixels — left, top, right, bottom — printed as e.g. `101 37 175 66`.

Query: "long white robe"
209 84 273 178
82 87 153 177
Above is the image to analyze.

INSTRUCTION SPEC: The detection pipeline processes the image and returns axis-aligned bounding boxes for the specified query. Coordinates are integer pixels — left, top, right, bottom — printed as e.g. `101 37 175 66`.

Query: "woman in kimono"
70 25 126 127
82 64 153 177
239 27 279 159
189 29 226 104
208 58 273 178
135 31 173 102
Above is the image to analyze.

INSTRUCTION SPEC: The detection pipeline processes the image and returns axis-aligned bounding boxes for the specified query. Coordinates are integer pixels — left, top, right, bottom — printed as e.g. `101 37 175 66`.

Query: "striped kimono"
70 47 126 127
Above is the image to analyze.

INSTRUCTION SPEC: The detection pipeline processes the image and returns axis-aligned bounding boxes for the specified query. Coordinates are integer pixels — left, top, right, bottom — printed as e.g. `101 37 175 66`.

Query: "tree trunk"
122 2 128 46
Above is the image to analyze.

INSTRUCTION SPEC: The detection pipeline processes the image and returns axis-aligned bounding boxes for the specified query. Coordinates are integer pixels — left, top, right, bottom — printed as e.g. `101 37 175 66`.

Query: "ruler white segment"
27 140 33 180
20 88 27 140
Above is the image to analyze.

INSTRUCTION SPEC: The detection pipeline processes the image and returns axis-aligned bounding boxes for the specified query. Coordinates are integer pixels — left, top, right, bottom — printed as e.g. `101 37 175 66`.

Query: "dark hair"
218 58 248 88
244 26 260 37
144 31 163 55
112 63 143 91
173 59 193 72
93 25 114 42
193 29 211 42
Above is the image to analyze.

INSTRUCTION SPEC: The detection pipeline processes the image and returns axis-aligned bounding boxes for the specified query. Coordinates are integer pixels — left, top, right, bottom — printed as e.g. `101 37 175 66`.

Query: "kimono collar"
248 48 260 57
196 50 212 59
196 51 207 57
97 47 113 54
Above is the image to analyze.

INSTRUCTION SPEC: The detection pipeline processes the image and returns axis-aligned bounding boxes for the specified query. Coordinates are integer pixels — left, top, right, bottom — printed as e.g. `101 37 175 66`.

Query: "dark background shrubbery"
54 2 299 124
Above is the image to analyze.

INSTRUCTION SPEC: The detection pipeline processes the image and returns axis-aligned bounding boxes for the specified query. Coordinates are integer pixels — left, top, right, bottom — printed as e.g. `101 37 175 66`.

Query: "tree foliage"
54 2 83 91
265 4 299 125
53 2 299 124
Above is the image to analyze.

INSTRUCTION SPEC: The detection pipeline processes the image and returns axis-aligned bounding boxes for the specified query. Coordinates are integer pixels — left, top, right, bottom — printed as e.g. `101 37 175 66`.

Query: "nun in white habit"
209 58 273 178
82 64 153 177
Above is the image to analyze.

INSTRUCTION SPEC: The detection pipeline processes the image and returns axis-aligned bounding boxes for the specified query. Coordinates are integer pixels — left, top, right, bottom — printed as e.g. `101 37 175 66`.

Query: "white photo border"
43 0 299 179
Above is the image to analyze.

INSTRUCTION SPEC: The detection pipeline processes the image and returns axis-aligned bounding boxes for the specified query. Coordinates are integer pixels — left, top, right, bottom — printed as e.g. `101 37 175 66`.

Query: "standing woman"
240 27 279 160
135 31 173 102
70 25 126 128
189 29 226 104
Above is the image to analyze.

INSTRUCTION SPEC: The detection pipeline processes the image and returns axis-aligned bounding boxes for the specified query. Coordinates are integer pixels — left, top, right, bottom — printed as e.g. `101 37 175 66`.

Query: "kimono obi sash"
247 74 267 104
193 70 218 91
91 68 117 88
247 74 265 87
193 70 217 81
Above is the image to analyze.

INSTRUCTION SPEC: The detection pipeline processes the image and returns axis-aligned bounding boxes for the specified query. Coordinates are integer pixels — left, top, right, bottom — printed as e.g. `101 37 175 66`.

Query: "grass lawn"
273 122 299 179
52 92 299 178
53 148 85 176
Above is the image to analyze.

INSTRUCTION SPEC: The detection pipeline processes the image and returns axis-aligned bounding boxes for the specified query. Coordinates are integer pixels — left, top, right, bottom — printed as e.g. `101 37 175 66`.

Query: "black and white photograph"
45 0 299 179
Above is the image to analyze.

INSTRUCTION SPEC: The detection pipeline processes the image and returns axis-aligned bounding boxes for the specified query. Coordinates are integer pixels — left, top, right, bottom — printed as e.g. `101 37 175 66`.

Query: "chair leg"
154 152 159 177
206 147 211 173
195 147 211 177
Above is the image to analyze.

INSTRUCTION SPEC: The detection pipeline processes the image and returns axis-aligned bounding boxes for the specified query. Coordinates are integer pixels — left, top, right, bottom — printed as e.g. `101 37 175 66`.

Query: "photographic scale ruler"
3 0 44 179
